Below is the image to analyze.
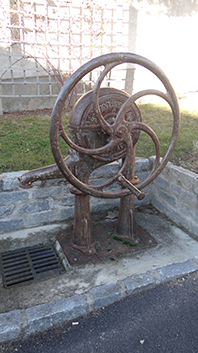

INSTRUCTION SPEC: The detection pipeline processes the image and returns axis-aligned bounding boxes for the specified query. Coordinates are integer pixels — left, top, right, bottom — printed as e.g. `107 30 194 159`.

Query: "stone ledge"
90 283 124 309
155 261 196 281
0 310 22 343
26 295 91 334
123 273 156 294
1 261 198 343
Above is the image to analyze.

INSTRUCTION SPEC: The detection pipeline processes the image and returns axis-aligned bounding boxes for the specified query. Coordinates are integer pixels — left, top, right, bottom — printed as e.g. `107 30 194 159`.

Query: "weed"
107 229 142 247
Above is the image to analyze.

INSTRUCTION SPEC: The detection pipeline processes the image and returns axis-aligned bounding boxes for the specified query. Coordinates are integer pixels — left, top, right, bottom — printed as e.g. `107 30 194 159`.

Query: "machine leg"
71 191 97 255
116 148 140 243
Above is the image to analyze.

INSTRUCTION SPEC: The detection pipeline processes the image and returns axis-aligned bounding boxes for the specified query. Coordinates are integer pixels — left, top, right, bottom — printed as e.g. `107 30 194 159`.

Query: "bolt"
116 125 127 138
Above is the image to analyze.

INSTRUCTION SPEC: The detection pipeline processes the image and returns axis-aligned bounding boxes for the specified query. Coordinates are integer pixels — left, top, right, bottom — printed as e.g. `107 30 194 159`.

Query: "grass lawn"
0 102 198 174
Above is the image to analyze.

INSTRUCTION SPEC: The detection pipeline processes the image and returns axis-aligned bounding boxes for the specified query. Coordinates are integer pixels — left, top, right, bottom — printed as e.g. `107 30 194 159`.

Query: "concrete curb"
1 259 197 344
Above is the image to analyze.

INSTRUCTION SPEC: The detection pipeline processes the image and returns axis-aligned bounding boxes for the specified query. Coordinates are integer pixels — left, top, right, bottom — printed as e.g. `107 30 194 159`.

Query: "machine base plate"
56 221 157 266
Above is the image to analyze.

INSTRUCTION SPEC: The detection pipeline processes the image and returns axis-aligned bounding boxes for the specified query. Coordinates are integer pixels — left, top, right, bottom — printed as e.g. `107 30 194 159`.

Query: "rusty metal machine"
19 53 180 258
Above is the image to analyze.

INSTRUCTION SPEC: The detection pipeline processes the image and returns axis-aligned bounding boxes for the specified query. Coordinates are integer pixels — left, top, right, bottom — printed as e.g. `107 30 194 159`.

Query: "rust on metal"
56 221 157 266
19 53 180 258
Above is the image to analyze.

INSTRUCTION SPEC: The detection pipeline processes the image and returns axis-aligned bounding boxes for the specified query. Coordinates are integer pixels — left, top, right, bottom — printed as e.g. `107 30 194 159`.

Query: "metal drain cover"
0 244 65 288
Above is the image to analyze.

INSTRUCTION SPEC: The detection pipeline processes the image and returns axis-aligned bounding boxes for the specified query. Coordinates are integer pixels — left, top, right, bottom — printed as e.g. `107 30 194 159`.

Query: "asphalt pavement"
1 271 198 353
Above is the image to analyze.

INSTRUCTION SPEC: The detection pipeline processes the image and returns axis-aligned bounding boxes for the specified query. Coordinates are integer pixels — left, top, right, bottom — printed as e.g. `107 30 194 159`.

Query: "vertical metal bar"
100 7 104 55
18 0 23 47
90 4 93 60
33 2 36 48
125 5 137 95
79 5 82 67
68 2 72 75
23 60 27 95
0 95 3 115
111 8 114 53
33 2 40 96
0 0 131 103
57 1 61 74
48 71 52 96
18 1 27 95
35 59 40 96
8 47 15 96
45 1 48 62
116 146 140 242
45 1 52 95
116 3 123 52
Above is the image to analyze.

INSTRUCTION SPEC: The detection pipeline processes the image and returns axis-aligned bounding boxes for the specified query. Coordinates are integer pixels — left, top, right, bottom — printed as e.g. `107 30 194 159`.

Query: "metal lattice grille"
0 244 65 288
0 0 130 109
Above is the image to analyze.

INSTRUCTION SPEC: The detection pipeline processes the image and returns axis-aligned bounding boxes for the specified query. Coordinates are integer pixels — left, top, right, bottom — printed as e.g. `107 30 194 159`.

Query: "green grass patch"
0 104 198 174
136 103 198 158
135 104 198 173
0 114 69 173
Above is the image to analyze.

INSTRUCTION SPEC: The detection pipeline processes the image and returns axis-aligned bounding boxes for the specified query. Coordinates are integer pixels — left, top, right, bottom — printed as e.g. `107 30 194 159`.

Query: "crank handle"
118 175 145 200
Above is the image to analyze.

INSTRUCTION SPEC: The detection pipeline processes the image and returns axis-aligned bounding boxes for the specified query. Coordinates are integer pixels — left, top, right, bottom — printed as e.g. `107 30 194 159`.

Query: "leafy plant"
107 229 142 247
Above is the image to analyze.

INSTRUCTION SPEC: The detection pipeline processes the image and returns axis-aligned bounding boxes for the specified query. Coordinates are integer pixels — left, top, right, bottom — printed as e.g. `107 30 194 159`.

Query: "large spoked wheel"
50 53 180 199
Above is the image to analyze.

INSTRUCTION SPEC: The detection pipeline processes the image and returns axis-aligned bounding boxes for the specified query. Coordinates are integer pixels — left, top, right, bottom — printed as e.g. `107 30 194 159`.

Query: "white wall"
134 11 198 95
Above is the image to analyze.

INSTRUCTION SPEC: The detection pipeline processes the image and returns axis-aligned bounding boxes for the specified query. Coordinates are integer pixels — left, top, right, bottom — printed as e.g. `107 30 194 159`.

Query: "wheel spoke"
90 132 134 191
92 62 118 135
125 121 161 189
59 128 119 156
115 89 173 127
50 53 180 198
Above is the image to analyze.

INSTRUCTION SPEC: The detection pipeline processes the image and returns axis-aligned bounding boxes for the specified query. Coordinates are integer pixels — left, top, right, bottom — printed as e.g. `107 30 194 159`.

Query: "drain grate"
0 244 65 288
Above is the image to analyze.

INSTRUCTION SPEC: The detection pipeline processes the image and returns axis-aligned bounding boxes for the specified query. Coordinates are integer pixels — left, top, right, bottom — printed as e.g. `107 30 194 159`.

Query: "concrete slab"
0 209 198 342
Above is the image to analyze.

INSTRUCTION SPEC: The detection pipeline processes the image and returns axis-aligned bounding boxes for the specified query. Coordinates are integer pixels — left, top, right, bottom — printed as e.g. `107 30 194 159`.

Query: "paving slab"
1 209 198 343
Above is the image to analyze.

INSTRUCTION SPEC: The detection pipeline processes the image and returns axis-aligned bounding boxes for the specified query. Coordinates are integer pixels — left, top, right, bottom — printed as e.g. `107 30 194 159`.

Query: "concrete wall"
0 158 197 243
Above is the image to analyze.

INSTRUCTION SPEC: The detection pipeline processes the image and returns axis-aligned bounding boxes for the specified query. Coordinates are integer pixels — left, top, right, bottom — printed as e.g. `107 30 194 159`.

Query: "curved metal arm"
92 63 118 135
50 52 180 198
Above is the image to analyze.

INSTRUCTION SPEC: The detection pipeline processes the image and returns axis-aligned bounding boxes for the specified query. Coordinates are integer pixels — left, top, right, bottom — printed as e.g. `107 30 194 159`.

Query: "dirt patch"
0 108 53 120
171 152 198 174
0 107 68 120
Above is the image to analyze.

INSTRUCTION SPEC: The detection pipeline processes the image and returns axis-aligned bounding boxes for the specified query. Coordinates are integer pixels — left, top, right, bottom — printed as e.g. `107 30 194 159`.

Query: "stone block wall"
152 162 198 238
0 158 197 242
0 159 151 240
